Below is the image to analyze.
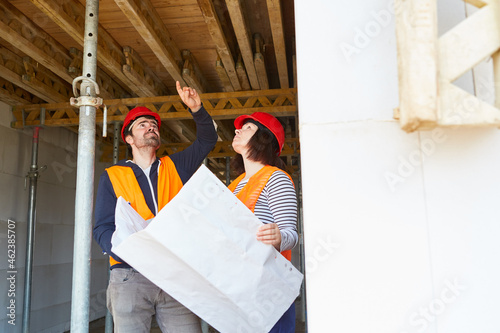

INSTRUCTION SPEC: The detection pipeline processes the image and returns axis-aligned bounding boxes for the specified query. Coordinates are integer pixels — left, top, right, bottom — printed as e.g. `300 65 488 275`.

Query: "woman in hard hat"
228 112 298 333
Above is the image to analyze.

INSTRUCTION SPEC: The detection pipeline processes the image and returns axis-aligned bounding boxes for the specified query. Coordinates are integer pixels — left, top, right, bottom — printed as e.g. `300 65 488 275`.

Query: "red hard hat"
121 107 161 142
234 112 285 156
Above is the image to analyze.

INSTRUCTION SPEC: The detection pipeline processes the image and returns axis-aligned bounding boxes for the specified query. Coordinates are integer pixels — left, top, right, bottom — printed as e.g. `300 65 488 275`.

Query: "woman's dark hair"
231 120 286 174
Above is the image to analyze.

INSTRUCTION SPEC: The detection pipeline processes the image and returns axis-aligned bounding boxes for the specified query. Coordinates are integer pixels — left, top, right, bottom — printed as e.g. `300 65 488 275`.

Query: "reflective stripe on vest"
228 165 294 261
106 156 183 267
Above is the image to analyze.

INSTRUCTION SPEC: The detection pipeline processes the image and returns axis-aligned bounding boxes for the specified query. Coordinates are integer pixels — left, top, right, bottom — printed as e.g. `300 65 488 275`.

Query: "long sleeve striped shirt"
232 170 298 251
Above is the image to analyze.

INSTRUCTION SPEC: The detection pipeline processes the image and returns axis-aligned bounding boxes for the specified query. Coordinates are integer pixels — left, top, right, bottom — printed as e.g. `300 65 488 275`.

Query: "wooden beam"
266 0 289 88
123 46 168 96
182 50 208 93
0 47 62 103
0 0 73 83
22 56 71 101
226 0 260 89
395 0 438 132
464 0 488 7
0 76 44 105
215 56 234 92
439 3 500 82
114 0 187 86
29 0 162 97
68 48 129 99
236 53 251 90
12 88 297 127
254 33 269 90
197 0 241 91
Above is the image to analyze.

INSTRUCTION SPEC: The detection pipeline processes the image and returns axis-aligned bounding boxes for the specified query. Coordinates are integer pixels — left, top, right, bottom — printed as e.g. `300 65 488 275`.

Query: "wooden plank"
236 53 251 90
182 50 208 93
215 56 234 92
68 47 129 99
395 0 438 132
463 0 488 7
0 48 60 103
123 46 169 95
196 0 241 91
439 82 500 125
29 0 161 97
254 33 269 90
439 3 500 82
114 0 187 86
225 0 260 90
11 88 297 127
0 76 43 105
266 0 289 88
0 0 73 83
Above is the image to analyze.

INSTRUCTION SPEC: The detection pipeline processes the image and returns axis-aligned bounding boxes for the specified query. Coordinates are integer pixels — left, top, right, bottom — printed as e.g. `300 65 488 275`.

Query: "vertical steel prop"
104 122 121 333
22 126 45 333
69 0 102 331
226 156 231 185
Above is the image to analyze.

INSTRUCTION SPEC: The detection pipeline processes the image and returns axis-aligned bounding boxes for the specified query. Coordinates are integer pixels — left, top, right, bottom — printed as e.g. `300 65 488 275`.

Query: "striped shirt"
233 170 298 251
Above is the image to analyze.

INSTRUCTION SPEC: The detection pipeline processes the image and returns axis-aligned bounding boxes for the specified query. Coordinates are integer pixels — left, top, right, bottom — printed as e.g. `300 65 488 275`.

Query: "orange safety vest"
106 156 183 267
228 165 294 261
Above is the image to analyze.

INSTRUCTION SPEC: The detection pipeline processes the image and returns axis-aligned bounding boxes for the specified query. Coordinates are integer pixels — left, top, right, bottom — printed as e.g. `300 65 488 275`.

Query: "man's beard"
133 132 160 148
143 133 160 147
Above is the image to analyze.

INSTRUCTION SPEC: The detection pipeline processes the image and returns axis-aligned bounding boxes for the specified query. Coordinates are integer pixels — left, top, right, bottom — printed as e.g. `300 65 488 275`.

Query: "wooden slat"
29 0 160 97
123 46 168 96
182 50 208 93
114 0 187 86
0 0 73 83
395 0 438 132
0 76 44 105
11 88 297 127
215 56 234 92
266 0 289 88
68 47 129 99
0 48 58 103
464 0 488 7
254 33 269 90
226 0 260 90
236 53 251 91
197 0 241 91
439 3 500 82
439 82 500 125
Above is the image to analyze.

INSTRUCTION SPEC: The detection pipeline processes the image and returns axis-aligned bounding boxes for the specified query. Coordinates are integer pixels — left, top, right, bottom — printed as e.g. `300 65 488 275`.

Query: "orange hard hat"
121 107 161 142
234 112 285 155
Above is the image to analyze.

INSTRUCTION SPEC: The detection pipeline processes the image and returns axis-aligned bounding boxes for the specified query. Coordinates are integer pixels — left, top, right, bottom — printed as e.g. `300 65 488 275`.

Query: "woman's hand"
256 223 281 251
176 81 202 112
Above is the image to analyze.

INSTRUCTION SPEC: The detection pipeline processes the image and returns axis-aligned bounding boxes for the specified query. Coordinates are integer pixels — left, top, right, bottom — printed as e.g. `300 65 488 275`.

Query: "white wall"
295 1 500 332
0 101 109 332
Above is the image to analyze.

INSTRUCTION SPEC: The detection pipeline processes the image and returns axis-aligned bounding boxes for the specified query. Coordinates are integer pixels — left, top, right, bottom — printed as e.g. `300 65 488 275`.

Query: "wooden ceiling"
0 0 299 178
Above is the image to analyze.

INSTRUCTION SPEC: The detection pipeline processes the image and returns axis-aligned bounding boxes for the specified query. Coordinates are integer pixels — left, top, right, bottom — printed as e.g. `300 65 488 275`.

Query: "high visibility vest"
228 165 294 261
106 156 183 267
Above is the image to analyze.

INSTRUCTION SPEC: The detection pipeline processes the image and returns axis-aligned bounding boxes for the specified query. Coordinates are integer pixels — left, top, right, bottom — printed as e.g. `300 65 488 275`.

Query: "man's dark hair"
231 120 285 175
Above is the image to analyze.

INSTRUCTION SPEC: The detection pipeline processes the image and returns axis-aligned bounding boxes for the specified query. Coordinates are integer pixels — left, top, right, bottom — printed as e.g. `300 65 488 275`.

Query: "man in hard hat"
93 81 217 332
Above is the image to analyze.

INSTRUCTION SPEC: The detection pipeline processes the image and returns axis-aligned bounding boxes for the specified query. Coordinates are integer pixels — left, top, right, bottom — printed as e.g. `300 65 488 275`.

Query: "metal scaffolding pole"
104 122 121 333
226 156 231 185
22 127 43 333
70 0 100 331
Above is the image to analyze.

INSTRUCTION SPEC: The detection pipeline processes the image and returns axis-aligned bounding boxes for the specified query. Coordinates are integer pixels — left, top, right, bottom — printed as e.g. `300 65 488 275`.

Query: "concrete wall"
296 0 500 332
0 101 109 332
